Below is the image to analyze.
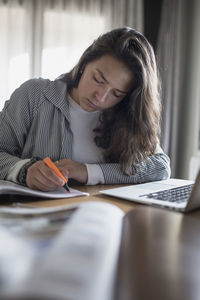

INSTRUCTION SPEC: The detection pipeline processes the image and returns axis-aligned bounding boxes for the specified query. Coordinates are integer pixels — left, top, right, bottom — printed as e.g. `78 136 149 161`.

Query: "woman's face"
70 55 134 112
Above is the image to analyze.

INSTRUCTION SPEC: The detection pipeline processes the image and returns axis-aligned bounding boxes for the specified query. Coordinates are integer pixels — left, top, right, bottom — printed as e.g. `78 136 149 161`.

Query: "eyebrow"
96 68 128 94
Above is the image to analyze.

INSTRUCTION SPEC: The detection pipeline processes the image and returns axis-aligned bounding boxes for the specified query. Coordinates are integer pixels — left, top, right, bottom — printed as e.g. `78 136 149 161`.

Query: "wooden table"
114 206 200 300
22 184 139 213
1 184 200 299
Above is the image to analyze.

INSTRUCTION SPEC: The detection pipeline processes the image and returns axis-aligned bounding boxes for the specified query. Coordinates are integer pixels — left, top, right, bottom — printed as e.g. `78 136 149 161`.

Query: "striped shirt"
0 78 171 185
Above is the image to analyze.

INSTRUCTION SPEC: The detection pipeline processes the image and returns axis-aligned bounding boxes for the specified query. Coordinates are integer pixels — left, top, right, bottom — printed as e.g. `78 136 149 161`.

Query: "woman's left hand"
55 159 88 184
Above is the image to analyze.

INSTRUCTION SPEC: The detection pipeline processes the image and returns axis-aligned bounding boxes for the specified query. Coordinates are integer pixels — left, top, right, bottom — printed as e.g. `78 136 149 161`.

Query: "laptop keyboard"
140 184 194 203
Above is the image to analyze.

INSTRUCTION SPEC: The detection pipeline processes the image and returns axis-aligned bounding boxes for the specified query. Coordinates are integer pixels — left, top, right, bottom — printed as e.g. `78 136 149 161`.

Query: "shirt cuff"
6 159 31 183
85 164 105 185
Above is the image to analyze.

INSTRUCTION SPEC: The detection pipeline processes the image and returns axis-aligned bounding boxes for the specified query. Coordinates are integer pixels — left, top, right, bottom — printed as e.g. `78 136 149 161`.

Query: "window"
0 1 31 108
41 9 105 80
0 0 143 111
0 0 107 110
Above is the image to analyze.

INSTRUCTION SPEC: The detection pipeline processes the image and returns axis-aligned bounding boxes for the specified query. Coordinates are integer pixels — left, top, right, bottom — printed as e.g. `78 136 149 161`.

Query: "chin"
81 104 94 112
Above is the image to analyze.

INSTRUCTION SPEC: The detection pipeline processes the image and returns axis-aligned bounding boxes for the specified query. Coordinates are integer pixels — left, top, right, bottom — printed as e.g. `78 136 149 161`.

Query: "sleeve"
97 150 171 185
0 79 45 180
6 159 31 183
85 164 105 185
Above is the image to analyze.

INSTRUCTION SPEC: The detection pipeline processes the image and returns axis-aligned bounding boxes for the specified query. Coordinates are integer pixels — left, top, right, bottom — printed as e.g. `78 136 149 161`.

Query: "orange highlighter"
43 157 71 193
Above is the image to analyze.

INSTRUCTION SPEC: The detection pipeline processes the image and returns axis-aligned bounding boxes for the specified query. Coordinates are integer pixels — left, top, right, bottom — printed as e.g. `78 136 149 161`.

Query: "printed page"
7 201 125 300
0 180 89 199
0 202 78 216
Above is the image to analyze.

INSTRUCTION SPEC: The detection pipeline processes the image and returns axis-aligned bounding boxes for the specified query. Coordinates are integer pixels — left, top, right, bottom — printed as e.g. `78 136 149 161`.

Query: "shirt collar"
43 79 70 120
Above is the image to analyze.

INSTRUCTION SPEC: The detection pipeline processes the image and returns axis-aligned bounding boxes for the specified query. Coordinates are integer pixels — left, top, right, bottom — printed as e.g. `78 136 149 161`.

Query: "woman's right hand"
26 160 68 191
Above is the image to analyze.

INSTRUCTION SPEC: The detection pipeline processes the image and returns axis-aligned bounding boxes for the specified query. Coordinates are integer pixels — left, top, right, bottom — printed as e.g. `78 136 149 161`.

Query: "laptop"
100 170 200 212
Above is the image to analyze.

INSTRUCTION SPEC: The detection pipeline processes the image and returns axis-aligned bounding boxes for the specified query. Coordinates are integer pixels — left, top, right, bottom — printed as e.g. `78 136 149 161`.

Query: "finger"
36 170 63 190
27 170 62 191
27 161 65 190
31 176 61 192
55 159 70 168
38 162 66 186
58 167 69 180
54 161 70 179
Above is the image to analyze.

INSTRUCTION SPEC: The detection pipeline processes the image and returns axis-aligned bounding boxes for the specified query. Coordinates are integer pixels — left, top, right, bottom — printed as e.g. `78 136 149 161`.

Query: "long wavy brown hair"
59 27 161 175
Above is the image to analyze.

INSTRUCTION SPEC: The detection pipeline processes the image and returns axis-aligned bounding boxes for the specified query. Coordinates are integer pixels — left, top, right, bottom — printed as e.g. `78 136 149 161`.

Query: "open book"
0 180 89 199
0 201 199 300
1 201 123 300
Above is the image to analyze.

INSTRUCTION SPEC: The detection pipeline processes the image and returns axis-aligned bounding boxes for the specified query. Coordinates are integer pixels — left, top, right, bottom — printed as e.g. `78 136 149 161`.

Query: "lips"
87 99 100 109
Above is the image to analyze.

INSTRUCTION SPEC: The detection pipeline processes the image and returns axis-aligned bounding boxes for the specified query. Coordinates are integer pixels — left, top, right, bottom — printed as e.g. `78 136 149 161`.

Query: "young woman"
0 27 170 191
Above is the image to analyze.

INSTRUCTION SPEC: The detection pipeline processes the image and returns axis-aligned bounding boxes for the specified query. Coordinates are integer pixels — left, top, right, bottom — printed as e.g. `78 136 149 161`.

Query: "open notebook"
0 180 89 199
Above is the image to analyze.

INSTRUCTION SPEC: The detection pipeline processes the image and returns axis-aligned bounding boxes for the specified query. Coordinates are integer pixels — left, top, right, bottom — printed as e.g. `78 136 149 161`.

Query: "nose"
95 86 111 103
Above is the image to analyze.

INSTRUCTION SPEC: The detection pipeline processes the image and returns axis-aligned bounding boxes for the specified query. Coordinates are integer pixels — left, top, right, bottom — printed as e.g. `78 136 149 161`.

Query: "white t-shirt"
68 95 105 185
68 95 104 164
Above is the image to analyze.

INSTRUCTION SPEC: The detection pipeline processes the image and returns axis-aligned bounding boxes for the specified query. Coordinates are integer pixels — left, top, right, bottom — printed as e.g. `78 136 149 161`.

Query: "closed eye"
113 91 124 98
93 75 104 84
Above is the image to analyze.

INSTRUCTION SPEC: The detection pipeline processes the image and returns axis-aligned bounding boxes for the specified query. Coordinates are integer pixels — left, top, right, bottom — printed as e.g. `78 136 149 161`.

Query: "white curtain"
157 0 200 179
0 0 143 111
0 0 32 109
